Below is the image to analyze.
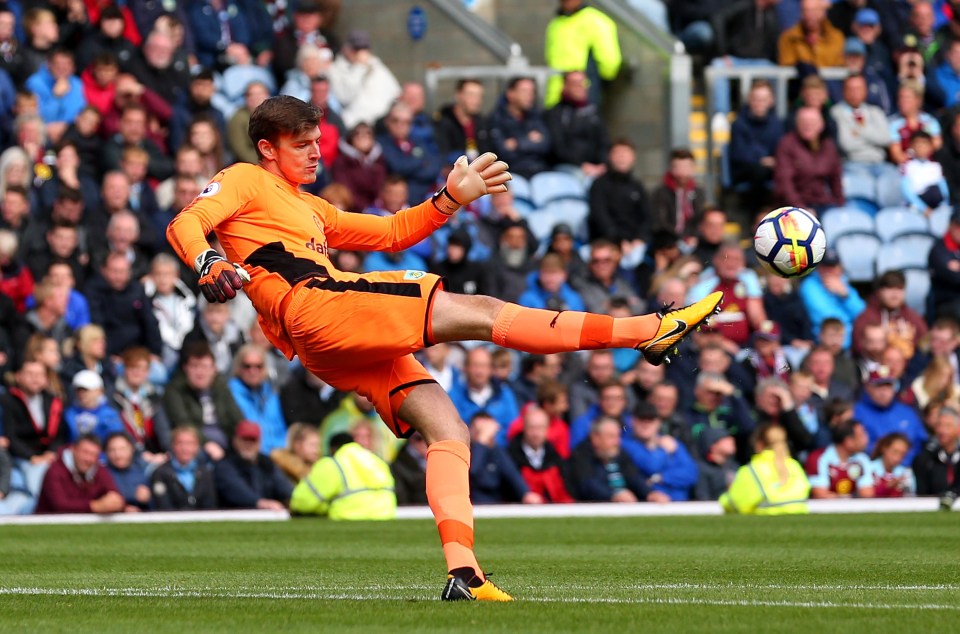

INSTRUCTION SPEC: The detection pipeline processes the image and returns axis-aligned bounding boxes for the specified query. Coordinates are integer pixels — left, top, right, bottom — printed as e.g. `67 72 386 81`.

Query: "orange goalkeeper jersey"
166 162 450 357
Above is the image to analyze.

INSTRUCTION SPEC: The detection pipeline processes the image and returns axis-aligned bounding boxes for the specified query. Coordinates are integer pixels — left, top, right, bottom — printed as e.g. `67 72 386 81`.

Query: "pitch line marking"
2 587 959 611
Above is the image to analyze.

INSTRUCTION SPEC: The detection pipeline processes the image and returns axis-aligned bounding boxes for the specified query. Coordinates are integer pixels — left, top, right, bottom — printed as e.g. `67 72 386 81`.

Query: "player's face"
272 127 322 185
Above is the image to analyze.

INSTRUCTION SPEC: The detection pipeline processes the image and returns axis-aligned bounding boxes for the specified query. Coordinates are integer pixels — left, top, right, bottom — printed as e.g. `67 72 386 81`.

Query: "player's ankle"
449 566 484 586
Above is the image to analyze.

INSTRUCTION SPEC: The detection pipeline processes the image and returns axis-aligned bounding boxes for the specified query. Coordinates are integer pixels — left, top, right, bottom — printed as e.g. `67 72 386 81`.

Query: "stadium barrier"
0 498 941 526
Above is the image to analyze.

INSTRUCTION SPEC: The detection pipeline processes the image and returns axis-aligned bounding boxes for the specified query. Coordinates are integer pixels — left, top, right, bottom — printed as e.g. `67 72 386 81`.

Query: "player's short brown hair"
248 96 323 160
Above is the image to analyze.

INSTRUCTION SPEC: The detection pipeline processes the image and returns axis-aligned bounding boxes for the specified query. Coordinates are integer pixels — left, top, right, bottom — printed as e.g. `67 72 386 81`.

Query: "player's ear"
257 138 276 160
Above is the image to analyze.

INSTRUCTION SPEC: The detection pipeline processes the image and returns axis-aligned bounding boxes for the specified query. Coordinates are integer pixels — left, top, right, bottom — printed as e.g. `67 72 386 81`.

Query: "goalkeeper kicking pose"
167 96 722 602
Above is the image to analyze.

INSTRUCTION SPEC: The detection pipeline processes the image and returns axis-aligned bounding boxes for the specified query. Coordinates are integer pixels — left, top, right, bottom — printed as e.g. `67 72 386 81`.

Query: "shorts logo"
199 182 221 198
404 270 425 280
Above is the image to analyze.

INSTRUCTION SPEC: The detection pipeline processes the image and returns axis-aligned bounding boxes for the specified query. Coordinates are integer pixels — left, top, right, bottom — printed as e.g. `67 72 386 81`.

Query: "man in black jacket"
84 251 163 358
544 71 609 178
433 78 488 165
391 432 428 506
587 139 648 249
929 208 960 319
150 426 217 510
485 77 551 179
913 404 960 498
279 366 343 428
214 421 292 509
564 415 651 502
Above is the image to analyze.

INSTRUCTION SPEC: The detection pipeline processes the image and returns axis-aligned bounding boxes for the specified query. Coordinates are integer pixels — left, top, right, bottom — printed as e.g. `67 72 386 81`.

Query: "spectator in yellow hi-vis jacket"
720 424 811 515
290 433 397 520
544 0 622 107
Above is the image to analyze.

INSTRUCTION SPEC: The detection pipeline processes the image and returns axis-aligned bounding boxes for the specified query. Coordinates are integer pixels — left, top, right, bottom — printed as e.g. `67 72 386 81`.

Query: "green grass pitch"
1 513 958 633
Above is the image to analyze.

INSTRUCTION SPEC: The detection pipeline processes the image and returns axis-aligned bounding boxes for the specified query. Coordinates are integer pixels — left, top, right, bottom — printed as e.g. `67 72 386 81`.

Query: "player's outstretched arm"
432 152 512 215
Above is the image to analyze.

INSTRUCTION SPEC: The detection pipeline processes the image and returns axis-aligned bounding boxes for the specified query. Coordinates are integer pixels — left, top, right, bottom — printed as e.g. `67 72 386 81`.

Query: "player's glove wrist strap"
194 249 225 276
431 187 462 216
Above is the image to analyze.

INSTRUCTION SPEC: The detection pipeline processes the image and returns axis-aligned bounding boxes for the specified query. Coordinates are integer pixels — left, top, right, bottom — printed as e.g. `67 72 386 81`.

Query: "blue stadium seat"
820 207 875 245
876 242 932 274
540 199 590 241
509 174 533 204
834 233 881 282
888 233 935 264
928 205 951 238
874 207 930 243
530 171 586 208
512 198 536 217
903 269 931 317
525 210 556 243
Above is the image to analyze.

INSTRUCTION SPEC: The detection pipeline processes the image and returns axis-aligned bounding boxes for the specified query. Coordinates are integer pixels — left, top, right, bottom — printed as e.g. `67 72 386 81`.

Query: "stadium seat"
876 243 931 274
530 171 586 208
834 233 881 282
526 209 558 243
213 65 277 120
874 207 930 243
903 269 932 316
888 233 935 264
820 207 875 245
512 198 536 217
509 174 533 204
928 206 951 238
540 199 590 241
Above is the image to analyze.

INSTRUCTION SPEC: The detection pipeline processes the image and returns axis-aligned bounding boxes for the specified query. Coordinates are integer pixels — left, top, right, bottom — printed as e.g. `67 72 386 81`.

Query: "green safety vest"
720 450 811 515
290 443 397 520
544 6 622 107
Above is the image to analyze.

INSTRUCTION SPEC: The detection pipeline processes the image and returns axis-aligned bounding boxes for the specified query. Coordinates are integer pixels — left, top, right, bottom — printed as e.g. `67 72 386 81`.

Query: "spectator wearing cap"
430 227 487 296
507 405 573 503
889 82 942 166
25 48 86 144
214 419 292 510
778 0 845 68
150 426 217 510
912 403 960 497
693 426 738 500
853 270 928 362
546 222 589 286
931 38 960 110
168 68 226 152
831 74 900 208
851 9 895 96
683 372 756 463
64 369 124 444
517 252 586 313
854 365 927 462
270 0 338 85
929 209 960 317
622 401 698 502
328 29 401 130
485 76 551 180
829 36 892 115
587 138 648 252
728 80 783 211
799 247 865 350
35 433 126 514
544 70 609 178
565 415 652 503
805 418 874 498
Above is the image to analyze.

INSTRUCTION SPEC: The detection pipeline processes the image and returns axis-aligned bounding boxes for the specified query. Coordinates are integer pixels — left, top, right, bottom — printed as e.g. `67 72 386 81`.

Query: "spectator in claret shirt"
34 434 125 515
331 122 386 213
774 106 844 212
806 419 875 498
868 432 916 498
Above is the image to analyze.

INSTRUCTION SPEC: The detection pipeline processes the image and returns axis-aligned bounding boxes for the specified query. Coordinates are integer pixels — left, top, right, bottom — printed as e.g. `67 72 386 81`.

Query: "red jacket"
81 68 115 115
0 263 34 313
851 295 928 357
35 449 120 514
774 132 844 209
506 403 571 458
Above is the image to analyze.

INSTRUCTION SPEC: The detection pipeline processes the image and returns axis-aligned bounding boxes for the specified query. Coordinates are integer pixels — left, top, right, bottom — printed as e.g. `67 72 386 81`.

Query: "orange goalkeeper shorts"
283 269 445 437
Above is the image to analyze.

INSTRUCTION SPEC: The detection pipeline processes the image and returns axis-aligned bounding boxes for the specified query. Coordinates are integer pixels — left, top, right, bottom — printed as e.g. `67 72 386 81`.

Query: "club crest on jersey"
199 182 221 197
404 270 425 280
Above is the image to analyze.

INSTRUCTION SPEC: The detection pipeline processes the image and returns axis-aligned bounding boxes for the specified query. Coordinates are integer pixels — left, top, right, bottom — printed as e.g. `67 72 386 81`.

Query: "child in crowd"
65 369 124 443
900 131 948 215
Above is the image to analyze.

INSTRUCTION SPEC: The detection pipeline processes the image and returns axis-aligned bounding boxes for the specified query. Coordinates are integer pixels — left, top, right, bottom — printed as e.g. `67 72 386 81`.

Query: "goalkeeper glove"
433 152 511 215
195 249 249 303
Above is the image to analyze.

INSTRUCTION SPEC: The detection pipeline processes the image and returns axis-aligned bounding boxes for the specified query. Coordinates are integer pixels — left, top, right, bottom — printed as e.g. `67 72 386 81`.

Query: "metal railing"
703 64 850 201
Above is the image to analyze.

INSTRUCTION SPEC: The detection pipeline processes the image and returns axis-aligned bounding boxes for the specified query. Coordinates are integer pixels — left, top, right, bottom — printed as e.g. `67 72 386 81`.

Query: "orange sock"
491 303 661 354
426 439 483 580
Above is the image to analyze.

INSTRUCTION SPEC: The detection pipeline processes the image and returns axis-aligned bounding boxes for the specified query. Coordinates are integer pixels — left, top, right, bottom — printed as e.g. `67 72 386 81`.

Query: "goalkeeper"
167 96 722 602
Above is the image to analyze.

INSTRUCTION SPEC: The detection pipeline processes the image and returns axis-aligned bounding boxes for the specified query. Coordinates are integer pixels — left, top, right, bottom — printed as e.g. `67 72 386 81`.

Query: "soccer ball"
753 207 826 278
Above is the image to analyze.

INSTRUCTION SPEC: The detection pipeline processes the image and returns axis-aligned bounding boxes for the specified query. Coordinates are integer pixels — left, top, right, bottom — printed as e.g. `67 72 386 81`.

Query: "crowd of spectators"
0 0 958 520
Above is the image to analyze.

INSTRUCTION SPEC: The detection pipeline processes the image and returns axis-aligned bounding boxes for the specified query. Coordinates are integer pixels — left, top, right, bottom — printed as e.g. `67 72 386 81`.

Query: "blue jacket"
799 271 866 349
214 451 292 508
469 442 530 504
26 289 90 331
729 106 783 177
448 378 520 445
376 134 442 204
25 66 86 124
107 463 149 508
933 61 960 109
485 99 551 178
569 404 632 450
517 271 586 311
65 398 124 443
186 1 254 68
621 437 699 501
854 394 927 465
228 377 288 455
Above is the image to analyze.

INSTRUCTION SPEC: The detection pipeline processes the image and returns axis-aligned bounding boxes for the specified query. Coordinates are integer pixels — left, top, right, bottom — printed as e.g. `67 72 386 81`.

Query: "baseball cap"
447 228 472 250
844 37 867 57
697 427 731 458
753 320 782 342
697 372 734 396
72 370 104 391
854 8 880 26
867 365 897 386
235 420 261 441
345 29 371 50
550 223 574 239
633 401 659 421
822 247 841 266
